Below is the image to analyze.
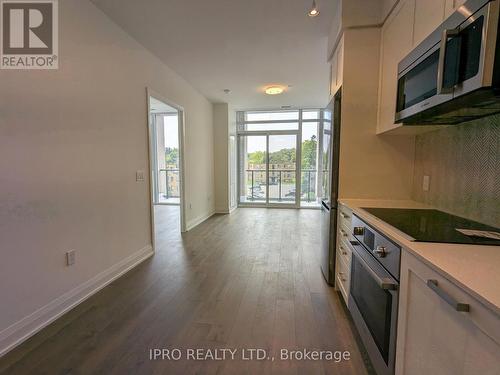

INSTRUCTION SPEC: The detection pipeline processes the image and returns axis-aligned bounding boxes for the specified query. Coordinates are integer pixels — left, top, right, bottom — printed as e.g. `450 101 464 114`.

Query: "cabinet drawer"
337 239 352 267
336 253 351 305
338 205 352 230
338 222 352 244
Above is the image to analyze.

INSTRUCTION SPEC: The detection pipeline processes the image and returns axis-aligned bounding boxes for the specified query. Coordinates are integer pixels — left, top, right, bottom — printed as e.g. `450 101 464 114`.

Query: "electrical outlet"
136 170 145 182
66 250 76 266
423 175 430 192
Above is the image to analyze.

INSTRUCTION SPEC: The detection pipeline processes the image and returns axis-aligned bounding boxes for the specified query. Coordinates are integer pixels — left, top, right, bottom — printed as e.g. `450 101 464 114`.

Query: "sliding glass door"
239 132 299 207
301 114 320 207
268 134 298 205
240 135 267 204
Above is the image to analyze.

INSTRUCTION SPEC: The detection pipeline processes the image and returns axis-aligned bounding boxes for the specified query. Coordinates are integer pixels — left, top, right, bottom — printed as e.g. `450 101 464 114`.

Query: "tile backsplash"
412 115 500 228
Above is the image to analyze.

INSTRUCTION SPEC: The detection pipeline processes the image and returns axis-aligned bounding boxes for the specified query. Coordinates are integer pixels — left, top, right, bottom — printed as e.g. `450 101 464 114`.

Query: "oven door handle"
352 247 398 291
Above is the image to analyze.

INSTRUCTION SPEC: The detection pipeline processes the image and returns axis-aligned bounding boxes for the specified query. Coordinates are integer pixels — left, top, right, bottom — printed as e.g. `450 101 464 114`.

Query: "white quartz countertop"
339 199 500 315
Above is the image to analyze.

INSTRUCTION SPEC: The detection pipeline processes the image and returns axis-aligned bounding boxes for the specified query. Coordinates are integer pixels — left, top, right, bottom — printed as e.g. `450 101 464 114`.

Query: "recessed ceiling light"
265 86 285 95
308 0 320 17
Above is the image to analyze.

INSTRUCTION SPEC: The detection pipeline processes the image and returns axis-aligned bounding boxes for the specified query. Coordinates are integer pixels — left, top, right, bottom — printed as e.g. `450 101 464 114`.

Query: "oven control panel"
352 214 401 280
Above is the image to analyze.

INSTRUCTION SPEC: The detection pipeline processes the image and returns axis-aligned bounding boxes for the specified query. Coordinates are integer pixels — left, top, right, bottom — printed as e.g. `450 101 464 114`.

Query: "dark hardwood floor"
0 206 373 375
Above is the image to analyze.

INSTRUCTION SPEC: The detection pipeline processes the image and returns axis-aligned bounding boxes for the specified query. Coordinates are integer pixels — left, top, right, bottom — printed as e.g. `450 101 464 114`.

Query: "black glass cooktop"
361 208 500 246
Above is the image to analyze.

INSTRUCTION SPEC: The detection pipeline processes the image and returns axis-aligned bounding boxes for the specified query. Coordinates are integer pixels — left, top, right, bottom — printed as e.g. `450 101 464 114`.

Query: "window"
237 109 324 208
246 111 299 122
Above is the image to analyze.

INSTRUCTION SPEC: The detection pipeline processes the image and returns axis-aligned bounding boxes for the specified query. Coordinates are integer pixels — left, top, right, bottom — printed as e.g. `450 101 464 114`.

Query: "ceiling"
91 0 335 110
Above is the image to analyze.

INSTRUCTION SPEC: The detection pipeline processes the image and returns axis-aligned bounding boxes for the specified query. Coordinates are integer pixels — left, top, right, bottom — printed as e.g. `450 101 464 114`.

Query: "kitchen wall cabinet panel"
413 0 446 46
445 0 467 18
330 50 338 98
396 250 500 375
377 0 415 133
330 36 344 98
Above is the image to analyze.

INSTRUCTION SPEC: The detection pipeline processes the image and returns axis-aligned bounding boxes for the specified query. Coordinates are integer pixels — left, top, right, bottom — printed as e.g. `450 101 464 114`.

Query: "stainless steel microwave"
395 0 500 125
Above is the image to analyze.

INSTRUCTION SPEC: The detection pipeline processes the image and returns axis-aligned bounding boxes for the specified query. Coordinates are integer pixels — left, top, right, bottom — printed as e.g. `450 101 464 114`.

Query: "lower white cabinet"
396 250 500 375
335 204 353 305
335 251 350 304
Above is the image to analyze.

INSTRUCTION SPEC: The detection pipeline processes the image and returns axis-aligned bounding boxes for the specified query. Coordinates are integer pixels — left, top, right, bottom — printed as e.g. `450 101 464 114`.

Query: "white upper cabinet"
330 37 344 98
413 0 446 46
377 0 415 133
330 49 338 98
337 38 344 93
376 0 462 133
329 36 344 98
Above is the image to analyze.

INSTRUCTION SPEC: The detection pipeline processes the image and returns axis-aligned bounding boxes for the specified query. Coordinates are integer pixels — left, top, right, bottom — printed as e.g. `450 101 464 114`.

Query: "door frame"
146 88 187 244
237 130 301 208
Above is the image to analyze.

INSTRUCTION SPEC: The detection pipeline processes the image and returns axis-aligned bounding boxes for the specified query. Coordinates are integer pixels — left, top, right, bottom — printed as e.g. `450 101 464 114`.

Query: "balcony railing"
159 168 180 199
245 169 317 202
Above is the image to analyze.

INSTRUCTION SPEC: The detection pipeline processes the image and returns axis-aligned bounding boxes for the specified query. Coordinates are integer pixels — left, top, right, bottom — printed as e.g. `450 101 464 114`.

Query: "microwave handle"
437 28 459 95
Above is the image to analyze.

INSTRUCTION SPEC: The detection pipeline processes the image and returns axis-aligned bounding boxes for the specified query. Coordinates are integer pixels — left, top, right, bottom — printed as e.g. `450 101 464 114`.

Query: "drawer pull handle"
339 245 349 256
339 272 347 282
427 280 470 312
341 212 351 220
340 229 348 237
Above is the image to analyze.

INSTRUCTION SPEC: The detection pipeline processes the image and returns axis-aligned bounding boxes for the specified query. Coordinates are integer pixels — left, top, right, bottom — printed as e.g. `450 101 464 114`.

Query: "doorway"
147 90 186 247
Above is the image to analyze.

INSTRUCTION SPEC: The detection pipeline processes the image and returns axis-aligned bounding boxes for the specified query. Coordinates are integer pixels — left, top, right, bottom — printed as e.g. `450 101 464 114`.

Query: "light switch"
423 175 430 192
136 170 145 182
66 250 76 266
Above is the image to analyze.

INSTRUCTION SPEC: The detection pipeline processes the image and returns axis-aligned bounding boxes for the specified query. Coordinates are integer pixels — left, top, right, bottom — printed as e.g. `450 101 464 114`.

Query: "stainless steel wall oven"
349 215 401 375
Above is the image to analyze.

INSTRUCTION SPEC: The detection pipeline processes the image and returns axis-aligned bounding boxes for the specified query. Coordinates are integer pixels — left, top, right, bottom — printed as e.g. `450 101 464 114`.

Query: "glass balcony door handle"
427 279 470 312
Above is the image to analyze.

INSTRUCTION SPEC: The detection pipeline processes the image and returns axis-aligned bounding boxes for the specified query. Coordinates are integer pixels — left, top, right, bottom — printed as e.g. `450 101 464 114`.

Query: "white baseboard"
186 210 215 231
215 206 237 215
0 245 154 358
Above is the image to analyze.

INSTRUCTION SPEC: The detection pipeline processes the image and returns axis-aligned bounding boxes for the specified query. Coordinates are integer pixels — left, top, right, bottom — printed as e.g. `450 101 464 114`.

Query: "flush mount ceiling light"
308 0 320 17
265 86 285 95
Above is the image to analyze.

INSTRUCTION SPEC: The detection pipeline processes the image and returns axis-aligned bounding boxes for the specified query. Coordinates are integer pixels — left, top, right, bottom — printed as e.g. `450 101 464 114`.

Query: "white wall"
228 107 237 211
0 0 214 354
213 103 238 213
213 103 229 213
